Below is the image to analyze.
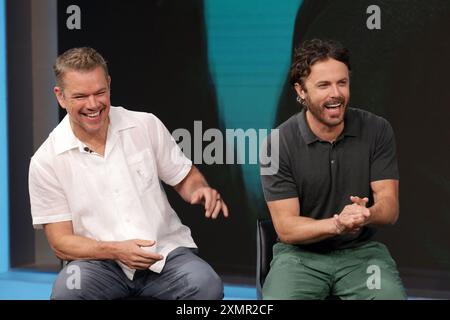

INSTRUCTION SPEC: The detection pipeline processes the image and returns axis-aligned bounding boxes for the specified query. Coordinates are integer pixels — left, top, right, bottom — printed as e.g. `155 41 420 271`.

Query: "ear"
294 83 307 100
107 75 111 88
54 86 67 110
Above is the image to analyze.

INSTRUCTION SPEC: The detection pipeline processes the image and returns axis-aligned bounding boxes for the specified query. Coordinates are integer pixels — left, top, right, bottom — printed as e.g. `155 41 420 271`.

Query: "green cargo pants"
263 241 406 300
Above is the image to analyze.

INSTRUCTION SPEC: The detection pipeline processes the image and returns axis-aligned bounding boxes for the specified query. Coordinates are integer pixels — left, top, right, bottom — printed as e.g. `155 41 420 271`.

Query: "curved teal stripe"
0 0 9 272
204 0 303 197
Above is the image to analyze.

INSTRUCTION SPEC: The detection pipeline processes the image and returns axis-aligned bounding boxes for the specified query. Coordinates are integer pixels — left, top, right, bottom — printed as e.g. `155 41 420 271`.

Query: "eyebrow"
315 78 349 86
71 88 108 97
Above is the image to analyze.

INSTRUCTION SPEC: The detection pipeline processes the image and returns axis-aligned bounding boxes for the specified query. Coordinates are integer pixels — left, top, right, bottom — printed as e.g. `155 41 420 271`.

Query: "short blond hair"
54 47 109 88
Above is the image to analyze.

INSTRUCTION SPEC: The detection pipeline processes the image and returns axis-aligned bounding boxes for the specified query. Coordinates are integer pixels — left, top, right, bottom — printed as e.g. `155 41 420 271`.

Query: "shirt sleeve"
149 115 192 186
28 157 72 229
370 118 399 181
260 132 299 202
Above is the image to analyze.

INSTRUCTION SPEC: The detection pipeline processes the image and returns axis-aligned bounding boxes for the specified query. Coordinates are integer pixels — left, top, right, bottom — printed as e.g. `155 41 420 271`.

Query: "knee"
367 261 407 300
186 269 224 300
51 273 85 300
373 279 407 300
51 260 115 300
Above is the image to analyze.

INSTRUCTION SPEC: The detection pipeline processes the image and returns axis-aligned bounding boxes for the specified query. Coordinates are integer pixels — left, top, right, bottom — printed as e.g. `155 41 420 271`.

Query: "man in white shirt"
28 47 229 300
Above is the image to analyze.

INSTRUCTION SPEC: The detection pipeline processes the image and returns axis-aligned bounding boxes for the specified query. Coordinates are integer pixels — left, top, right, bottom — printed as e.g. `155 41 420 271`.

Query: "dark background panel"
7 0 35 268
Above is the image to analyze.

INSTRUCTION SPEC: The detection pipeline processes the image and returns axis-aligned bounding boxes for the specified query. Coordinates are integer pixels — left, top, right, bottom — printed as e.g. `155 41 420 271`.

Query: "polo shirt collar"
53 106 136 155
297 107 360 145
341 108 360 137
297 109 318 144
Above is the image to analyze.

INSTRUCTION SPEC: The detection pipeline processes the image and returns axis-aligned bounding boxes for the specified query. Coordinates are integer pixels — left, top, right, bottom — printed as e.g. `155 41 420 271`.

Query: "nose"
330 84 342 97
86 95 97 108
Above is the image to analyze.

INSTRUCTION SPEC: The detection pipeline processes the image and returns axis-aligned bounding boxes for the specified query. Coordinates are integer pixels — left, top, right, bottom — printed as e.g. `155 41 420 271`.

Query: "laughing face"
295 58 350 130
54 66 111 140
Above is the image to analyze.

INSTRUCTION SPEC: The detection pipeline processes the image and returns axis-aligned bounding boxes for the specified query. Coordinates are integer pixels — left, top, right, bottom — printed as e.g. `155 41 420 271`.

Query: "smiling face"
295 58 350 130
54 66 111 141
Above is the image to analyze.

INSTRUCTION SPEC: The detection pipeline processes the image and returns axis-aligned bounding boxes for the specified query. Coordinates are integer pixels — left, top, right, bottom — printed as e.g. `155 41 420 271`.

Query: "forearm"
174 166 209 202
277 215 338 245
50 234 118 261
367 196 399 225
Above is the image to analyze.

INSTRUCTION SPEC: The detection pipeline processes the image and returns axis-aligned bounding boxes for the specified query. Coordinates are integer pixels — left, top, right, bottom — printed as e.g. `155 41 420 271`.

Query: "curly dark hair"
289 39 351 88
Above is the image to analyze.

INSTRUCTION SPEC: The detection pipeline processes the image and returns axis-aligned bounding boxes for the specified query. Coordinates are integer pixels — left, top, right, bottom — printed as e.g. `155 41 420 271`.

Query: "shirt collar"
297 109 318 144
341 108 360 137
297 107 360 145
53 106 137 155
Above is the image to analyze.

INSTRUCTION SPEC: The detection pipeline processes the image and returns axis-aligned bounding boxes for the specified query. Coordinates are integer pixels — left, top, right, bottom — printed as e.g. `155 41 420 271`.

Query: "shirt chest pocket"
126 149 159 195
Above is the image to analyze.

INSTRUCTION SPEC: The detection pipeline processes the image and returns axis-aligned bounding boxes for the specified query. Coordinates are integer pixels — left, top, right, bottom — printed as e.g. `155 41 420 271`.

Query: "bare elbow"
274 219 301 245
55 251 68 261
55 252 66 261
49 243 67 260
389 211 399 225
46 233 72 260
277 231 296 245
280 237 295 245
389 203 400 225
43 222 75 261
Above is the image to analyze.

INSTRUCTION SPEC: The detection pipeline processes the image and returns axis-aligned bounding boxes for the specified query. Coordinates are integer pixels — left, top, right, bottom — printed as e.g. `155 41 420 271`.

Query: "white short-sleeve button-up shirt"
29 106 196 279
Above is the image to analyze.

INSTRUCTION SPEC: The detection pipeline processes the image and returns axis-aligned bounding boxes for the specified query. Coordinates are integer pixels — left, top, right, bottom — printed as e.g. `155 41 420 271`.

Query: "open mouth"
324 102 342 109
81 108 103 119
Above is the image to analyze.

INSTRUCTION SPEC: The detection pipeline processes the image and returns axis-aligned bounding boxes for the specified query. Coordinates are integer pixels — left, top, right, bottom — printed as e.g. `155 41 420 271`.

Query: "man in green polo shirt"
260 39 406 299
